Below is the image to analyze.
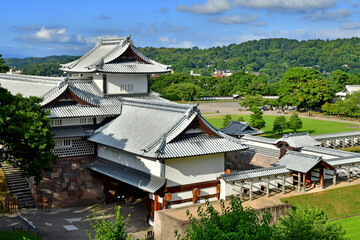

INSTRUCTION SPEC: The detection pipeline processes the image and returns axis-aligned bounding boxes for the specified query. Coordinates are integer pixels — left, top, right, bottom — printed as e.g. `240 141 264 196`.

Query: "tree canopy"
278 68 333 109
0 54 9 73
249 106 266 129
0 86 57 183
175 196 274 240
287 113 303 133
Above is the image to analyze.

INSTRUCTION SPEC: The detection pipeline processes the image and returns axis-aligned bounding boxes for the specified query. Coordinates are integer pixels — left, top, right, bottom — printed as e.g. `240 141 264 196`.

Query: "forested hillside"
5 55 80 76
142 38 360 81
4 38 360 79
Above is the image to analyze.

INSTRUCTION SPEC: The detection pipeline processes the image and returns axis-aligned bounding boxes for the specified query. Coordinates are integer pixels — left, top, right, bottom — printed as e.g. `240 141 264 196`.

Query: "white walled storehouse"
0 36 248 220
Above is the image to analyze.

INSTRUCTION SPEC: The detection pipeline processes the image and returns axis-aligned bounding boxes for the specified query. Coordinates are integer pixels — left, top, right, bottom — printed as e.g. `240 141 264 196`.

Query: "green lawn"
0 230 41 240
205 115 360 138
281 184 360 219
334 215 360 240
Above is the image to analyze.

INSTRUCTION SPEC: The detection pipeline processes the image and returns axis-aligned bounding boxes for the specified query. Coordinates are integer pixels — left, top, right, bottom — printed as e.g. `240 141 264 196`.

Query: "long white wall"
97 144 162 177
164 153 225 187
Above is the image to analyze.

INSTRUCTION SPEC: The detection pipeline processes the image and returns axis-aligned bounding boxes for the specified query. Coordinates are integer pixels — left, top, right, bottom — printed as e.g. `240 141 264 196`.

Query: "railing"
1 195 18 211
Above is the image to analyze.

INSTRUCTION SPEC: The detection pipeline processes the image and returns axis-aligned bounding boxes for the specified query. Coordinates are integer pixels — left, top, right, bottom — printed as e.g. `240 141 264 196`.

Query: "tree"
237 116 245 122
239 95 264 108
273 116 287 134
163 82 200 101
276 206 346 240
175 196 274 240
87 205 132 240
287 113 302 133
0 86 57 183
0 54 9 73
222 114 232 127
249 106 266 129
278 68 333 109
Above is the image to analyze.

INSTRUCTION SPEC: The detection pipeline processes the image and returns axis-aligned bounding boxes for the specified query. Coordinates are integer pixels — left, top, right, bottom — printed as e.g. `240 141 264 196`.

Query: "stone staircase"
1 163 35 208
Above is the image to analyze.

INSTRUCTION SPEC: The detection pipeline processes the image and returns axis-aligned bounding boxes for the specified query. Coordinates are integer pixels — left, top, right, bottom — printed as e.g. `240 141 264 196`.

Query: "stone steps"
1 163 35 209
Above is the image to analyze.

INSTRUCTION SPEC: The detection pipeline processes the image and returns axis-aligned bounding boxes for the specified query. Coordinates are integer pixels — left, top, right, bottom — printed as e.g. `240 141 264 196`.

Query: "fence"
1 195 18 211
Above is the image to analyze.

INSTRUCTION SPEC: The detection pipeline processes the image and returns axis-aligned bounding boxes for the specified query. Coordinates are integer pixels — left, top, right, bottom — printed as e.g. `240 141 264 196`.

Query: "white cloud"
233 0 337 11
211 14 259 24
177 0 231 14
303 8 352 21
170 41 194 48
158 36 176 43
98 14 112 20
28 26 71 42
340 22 360 29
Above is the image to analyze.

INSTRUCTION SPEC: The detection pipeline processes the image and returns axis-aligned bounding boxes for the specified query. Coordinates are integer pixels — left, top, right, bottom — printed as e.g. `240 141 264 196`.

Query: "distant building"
212 68 234 78
219 120 263 138
335 85 360 100
190 70 201 76
7 67 22 75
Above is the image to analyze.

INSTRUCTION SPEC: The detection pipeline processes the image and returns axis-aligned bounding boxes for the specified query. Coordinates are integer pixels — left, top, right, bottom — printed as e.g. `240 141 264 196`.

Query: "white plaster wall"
93 74 104 92
97 144 162 177
170 186 217 202
51 117 96 127
107 74 147 94
167 197 218 209
165 153 225 187
243 140 279 150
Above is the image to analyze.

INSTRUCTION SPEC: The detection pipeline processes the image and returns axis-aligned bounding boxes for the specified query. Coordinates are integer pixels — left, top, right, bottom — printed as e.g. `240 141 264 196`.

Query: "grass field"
0 230 42 240
334 215 360 240
204 115 360 138
281 184 360 219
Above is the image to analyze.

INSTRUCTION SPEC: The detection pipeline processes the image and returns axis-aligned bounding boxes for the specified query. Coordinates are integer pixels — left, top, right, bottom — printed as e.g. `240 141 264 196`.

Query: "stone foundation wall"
154 203 291 240
33 155 104 208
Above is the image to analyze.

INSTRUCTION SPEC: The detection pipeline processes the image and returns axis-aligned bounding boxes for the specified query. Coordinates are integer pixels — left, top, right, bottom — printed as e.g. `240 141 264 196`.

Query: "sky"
1 0 360 58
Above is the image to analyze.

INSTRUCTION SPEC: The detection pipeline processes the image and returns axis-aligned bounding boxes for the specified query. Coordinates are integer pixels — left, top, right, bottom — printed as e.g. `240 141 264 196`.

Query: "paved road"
0 200 152 240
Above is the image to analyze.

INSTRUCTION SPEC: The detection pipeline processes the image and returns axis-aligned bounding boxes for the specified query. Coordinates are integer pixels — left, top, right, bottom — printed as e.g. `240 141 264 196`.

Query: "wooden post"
302 173 306 192
239 181 243 201
266 177 270 197
347 165 351 182
352 137 355 147
282 174 286 194
163 193 172 209
192 188 200 204
333 170 337 185
154 195 160 211
249 180 253 201
319 167 324 189
298 172 301 192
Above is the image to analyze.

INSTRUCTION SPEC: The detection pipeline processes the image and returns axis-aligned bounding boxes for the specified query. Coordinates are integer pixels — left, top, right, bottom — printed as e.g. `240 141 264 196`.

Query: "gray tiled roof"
88 100 248 159
246 144 280 158
60 37 170 74
0 73 61 98
275 132 321 148
156 133 248 159
325 156 360 166
221 166 290 182
46 98 122 118
219 120 262 136
88 158 165 193
312 131 360 140
302 145 359 158
275 151 322 173
241 135 276 144
52 125 96 139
